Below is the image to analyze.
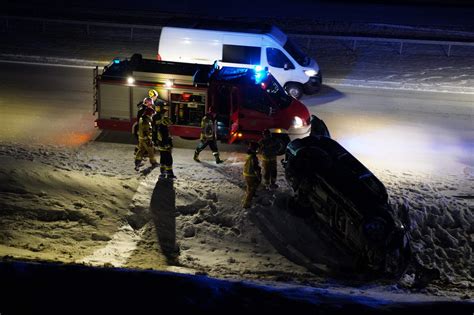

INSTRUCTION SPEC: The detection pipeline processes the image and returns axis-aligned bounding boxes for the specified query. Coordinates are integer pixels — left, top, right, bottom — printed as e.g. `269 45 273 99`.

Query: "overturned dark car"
282 116 411 278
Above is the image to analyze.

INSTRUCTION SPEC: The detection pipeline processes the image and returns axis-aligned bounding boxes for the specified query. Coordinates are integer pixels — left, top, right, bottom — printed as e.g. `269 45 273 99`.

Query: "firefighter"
193 112 224 164
151 105 164 146
135 97 154 138
135 107 158 171
242 141 261 209
148 89 167 112
134 97 155 158
258 129 280 189
155 116 175 179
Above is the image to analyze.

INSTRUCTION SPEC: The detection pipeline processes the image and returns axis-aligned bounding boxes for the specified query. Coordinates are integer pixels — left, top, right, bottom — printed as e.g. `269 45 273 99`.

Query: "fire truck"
93 54 311 146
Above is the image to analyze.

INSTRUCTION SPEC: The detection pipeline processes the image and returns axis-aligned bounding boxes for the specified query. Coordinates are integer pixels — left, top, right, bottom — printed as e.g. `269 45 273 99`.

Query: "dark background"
6 0 474 27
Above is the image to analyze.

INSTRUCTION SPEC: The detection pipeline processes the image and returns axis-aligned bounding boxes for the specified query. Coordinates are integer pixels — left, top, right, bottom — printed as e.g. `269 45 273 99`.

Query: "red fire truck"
93 54 311 145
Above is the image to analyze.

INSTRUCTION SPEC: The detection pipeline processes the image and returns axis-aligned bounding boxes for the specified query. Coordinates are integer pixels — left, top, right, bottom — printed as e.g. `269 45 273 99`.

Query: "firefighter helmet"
148 89 159 98
143 97 154 107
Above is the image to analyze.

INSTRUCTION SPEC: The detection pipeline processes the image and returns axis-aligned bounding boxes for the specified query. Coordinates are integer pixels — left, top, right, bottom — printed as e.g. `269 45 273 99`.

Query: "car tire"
285 83 303 99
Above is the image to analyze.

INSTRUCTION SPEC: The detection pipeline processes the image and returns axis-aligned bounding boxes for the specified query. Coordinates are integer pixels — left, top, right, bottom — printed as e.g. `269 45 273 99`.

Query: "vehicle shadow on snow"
149 177 179 264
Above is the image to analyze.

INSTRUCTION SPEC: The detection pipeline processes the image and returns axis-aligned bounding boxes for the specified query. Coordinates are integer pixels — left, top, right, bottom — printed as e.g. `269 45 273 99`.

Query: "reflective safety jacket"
138 116 153 142
200 116 216 141
243 153 261 177
156 120 173 151
152 111 163 144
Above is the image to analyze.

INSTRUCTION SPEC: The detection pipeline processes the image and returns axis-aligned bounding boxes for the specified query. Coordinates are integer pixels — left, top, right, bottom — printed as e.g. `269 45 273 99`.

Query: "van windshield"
283 38 310 67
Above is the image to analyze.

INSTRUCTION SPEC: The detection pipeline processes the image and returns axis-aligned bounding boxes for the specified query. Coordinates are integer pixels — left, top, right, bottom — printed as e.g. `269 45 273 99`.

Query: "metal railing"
2 15 474 56
290 33 474 57
1 15 163 40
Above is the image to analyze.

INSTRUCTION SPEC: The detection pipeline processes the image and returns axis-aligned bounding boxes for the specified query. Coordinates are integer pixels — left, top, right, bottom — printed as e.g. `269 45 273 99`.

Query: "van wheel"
285 83 303 99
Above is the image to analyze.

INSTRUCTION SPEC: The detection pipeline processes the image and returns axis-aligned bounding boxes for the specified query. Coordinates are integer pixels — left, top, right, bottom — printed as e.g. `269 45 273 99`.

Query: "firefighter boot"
166 169 176 179
134 160 143 171
193 151 200 163
214 152 224 164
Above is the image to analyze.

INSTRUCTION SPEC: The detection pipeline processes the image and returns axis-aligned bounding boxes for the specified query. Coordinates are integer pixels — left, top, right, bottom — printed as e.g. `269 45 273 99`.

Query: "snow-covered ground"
0 11 473 306
0 140 472 302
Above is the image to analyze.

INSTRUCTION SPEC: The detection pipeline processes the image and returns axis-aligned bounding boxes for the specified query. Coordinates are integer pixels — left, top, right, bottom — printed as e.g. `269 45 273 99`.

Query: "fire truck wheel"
285 83 303 99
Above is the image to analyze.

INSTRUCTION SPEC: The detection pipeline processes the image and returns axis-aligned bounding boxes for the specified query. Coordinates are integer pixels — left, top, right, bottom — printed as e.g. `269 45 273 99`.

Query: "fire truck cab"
93 54 311 145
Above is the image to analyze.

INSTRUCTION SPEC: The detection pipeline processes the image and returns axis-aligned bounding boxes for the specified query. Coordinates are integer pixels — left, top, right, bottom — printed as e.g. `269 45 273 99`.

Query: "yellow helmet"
160 116 172 126
148 89 158 98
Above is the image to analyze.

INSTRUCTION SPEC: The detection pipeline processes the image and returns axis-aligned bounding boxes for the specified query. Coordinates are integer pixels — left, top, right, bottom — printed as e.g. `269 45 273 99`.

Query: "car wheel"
285 83 303 99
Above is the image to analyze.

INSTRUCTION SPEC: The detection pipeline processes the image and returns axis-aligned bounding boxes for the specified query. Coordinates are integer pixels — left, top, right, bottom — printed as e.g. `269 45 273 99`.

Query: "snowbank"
1 141 471 301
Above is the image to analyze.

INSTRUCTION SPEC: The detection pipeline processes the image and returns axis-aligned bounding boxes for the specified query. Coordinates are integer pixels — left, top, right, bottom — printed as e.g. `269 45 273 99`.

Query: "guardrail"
290 33 474 57
1 15 163 40
2 15 474 57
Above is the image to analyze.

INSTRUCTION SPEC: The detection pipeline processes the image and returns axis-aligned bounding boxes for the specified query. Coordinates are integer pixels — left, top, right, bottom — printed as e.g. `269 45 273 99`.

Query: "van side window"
266 48 294 69
223 45 261 64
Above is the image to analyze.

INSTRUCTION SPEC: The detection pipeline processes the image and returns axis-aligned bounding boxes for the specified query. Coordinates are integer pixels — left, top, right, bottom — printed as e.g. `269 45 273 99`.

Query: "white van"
158 23 322 99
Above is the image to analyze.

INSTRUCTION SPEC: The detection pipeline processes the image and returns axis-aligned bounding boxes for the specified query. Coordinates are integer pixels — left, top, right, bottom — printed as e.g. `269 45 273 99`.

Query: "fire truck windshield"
262 77 293 109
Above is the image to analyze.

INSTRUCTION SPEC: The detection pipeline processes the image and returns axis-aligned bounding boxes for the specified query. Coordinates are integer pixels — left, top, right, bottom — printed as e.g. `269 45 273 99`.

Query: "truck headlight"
304 70 317 77
292 116 304 128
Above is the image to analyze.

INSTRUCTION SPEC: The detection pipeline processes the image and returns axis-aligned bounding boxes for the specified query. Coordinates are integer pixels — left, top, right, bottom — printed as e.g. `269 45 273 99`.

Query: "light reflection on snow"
337 125 468 175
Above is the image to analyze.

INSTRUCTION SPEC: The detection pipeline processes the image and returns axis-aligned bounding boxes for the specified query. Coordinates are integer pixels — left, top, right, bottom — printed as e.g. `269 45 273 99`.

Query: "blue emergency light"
253 65 266 84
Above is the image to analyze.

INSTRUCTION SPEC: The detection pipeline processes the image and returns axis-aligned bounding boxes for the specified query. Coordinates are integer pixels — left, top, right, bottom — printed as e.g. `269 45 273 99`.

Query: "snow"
0 140 472 302
0 9 473 306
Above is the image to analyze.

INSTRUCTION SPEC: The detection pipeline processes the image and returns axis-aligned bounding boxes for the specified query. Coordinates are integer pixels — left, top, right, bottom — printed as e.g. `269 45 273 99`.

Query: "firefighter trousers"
195 139 218 153
242 176 260 208
159 149 173 174
135 140 157 165
262 157 277 185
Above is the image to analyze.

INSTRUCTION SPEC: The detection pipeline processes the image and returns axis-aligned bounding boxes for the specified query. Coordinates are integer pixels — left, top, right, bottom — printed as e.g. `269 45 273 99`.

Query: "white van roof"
163 20 287 46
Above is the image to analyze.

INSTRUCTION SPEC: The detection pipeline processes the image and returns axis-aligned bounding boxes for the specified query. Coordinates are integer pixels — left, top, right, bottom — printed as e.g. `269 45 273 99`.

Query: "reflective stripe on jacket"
156 123 172 151
200 116 215 141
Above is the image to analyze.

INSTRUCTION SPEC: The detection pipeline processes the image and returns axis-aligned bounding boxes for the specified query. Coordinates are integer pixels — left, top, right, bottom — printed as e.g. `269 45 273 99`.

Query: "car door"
214 84 232 138
236 85 274 133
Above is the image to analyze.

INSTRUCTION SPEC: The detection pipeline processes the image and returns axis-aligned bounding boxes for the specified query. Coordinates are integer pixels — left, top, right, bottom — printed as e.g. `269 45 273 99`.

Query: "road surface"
0 61 472 176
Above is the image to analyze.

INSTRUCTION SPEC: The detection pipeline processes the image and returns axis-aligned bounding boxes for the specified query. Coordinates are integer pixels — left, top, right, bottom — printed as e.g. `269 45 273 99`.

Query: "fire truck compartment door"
99 84 130 120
